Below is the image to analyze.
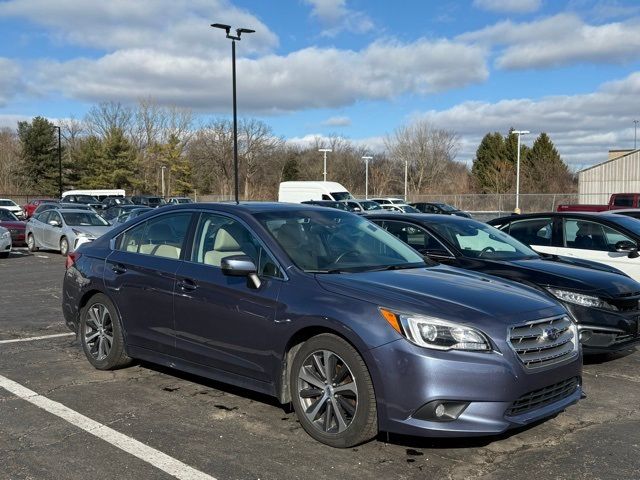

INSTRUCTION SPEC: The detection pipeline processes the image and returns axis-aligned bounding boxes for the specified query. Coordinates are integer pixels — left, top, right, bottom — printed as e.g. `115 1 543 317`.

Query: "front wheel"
27 234 38 252
290 333 377 448
60 237 69 256
80 293 132 370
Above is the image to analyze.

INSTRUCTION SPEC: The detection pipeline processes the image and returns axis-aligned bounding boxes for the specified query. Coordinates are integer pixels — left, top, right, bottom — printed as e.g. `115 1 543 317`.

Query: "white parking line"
0 374 217 480
0 332 75 344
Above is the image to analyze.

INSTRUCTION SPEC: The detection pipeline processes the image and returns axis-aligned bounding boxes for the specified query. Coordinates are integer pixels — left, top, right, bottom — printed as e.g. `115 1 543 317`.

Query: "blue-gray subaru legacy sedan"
62 203 582 448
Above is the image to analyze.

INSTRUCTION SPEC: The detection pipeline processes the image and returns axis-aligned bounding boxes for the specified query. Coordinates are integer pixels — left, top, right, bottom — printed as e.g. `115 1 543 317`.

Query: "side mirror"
615 240 639 258
221 255 261 288
48 220 60 227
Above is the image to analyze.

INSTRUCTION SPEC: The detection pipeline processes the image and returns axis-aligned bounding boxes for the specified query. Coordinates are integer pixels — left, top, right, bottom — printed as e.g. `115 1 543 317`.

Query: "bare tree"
84 101 134 139
0 128 23 192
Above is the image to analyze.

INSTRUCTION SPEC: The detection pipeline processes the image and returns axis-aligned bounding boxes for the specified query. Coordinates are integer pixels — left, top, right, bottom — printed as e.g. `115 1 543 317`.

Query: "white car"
0 199 25 219
381 204 421 213
370 197 406 206
0 226 11 258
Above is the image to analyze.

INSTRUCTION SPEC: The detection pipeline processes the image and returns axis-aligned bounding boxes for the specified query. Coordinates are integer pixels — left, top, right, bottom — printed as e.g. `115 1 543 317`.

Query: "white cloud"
303 0 374 36
0 58 23 107
0 0 278 56
34 39 488 112
473 0 542 14
321 116 351 127
414 72 640 167
459 13 640 69
287 133 386 153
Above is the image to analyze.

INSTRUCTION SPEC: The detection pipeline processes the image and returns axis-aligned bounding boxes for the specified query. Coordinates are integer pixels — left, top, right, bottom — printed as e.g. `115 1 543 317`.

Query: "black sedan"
102 204 144 221
410 202 471 218
366 212 640 354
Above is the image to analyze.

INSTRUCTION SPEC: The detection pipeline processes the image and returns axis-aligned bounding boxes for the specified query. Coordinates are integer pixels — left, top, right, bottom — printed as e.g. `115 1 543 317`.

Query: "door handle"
111 263 127 274
177 278 198 291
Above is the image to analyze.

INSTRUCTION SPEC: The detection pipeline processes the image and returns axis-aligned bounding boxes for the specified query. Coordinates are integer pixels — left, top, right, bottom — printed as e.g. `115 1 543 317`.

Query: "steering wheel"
333 250 361 263
478 246 495 257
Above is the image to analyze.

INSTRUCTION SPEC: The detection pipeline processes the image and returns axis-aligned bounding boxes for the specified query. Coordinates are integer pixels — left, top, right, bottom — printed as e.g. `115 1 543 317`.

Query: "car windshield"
256 209 427 273
113 198 132 205
430 220 539 260
0 209 19 221
603 215 640 236
61 212 109 227
176 198 192 203
360 201 383 211
331 191 353 201
75 195 99 203
0 200 17 207
390 199 405 204
400 205 420 213
435 203 457 212
147 197 164 205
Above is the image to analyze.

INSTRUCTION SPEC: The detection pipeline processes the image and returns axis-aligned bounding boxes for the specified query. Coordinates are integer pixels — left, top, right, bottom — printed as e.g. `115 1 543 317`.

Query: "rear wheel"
27 234 38 252
290 333 377 448
59 237 69 256
80 293 132 370
0 252 9 258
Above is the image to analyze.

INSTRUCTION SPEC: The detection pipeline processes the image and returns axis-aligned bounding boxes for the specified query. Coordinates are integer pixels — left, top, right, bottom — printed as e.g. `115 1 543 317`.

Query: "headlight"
1 231 10 240
379 308 492 351
72 229 94 239
546 288 618 311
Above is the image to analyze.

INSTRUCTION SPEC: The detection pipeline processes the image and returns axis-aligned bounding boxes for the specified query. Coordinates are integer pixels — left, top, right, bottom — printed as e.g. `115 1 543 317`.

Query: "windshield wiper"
306 269 344 274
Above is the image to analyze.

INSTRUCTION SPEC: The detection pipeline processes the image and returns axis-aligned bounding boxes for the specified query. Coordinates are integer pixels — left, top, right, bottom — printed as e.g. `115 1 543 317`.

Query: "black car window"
613 195 633 207
117 213 191 259
377 220 452 257
564 218 634 251
507 218 553 246
190 213 282 278
48 211 62 225
35 211 50 223
0 209 18 221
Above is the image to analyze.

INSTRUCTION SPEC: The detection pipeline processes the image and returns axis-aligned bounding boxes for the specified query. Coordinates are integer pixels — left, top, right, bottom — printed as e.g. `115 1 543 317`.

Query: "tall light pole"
53 125 62 198
362 155 372 199
161 166 167 198
404 160 408 201
512 130 530 212
634 120 638 150
211 23 255 204
318 148 332 182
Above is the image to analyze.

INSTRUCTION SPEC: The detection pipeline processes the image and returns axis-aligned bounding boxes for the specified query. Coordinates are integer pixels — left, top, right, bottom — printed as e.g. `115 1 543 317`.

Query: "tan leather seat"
204 225 256 266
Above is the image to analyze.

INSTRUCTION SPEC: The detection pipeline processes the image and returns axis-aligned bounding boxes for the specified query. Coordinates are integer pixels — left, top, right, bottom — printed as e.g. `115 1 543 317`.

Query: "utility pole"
512 130 530 212
53 125 62 198
404 160 408 201
161 166 166 198
319 148 332 182
362 156 372 199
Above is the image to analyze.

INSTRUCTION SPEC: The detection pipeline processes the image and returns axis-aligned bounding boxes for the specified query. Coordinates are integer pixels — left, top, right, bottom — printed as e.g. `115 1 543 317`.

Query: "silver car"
26 209 111 256
0 225 11 258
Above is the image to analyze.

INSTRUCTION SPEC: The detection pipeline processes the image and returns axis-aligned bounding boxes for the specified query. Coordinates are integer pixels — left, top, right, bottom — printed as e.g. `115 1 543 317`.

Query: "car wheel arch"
277 325 383 421
77 289 130 346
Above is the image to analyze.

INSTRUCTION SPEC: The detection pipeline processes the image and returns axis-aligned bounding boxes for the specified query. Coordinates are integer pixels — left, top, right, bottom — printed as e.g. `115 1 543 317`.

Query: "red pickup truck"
557 193 640 212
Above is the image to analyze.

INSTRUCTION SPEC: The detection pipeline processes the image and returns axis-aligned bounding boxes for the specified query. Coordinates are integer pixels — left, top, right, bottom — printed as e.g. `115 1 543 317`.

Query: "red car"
0 208 26 246
23 199 57 218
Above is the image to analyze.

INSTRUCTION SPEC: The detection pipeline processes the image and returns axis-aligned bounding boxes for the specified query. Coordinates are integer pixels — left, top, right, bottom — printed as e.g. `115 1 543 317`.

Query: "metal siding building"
579 150 640 204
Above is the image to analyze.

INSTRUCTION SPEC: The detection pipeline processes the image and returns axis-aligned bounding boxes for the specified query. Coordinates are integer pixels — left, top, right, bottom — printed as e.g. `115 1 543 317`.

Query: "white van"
278 182 353 203
62 189 126 202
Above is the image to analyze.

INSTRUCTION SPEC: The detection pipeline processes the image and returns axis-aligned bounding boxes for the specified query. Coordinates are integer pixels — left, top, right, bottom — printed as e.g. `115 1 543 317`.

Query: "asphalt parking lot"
1 250 639 480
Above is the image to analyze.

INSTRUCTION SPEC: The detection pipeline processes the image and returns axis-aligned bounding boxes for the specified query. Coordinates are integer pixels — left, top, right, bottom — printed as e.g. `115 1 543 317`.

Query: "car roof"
488 211 605 224
56 208 100 214
364 212 470 222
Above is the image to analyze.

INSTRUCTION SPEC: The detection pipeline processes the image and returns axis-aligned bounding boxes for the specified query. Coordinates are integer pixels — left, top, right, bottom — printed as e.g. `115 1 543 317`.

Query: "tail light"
65 252 81 269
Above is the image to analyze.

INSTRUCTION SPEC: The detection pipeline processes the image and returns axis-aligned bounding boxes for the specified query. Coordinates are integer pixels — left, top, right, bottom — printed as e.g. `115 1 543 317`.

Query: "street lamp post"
161 166 167 198
362 156 372 199
53 125 62 198
211 23 255 204
404 160 408 201
318 148 332 182
634 120 638 150
512 130 530 212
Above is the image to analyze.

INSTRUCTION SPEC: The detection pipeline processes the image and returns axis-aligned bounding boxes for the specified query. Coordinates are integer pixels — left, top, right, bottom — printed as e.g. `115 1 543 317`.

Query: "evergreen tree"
17 117 61 195
282 157 300 181
524 132 572 193
471 132 513 193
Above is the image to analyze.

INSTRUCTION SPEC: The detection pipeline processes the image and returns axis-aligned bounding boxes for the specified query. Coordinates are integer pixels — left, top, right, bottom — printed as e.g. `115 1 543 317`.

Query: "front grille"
506 377 580 416
607 292 640 312
508 315 578 369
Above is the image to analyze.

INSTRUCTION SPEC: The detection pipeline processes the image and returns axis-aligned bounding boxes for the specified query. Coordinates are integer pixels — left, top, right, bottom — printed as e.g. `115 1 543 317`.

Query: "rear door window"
507 218 553 246
117 213 192 259
613 195 633 207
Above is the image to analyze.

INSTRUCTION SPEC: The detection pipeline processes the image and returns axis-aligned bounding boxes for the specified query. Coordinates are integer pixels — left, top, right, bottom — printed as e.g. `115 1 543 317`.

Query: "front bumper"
368 338 582 437
0 236 11 254
9 230 25 246
565 303 640 353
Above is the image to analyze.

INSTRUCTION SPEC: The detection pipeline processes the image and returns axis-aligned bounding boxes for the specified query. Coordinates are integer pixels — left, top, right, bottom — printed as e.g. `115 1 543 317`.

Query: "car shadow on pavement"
583 347 637 365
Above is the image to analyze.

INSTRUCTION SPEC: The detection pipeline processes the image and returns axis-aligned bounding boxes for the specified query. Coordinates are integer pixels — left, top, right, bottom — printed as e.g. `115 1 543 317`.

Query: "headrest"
147 223 174 243
214 226 244 252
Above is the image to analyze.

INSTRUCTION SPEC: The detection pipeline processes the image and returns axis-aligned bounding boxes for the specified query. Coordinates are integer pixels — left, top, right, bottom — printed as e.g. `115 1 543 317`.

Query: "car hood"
0 220 25 229
67 225 111 238
316 265 563 329
488 258 640 297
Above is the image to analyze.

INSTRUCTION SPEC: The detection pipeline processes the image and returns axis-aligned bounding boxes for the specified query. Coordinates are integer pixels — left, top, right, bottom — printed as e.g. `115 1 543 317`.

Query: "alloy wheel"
60 238 69 256
83 303 114 361
297 350 358 434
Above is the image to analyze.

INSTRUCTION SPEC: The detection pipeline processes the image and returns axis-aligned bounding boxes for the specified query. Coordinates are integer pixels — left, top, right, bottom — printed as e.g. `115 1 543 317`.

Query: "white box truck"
278 181 353 203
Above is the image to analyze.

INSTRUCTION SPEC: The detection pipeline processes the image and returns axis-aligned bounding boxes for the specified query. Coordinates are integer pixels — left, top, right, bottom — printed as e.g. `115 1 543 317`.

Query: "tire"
290 333 377 448
27 234 38 252
59 237 69 256
0 252 9 258
79 293 132 370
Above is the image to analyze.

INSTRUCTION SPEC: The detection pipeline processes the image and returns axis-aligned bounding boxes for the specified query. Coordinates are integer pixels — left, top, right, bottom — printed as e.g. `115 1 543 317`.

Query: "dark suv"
62 203 582 447
131 195 166 208
62 194 102 210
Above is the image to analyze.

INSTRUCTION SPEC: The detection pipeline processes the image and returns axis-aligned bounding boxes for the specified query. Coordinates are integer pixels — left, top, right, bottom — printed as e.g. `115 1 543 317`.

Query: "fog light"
579 330 593 342
414 400 469 422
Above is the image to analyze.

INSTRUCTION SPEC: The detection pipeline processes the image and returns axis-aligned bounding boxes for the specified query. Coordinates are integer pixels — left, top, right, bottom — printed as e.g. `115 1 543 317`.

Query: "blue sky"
1 0 640 168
